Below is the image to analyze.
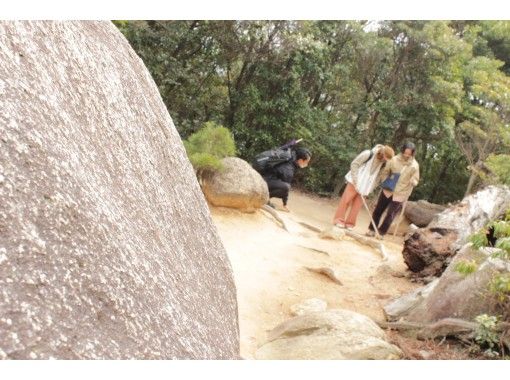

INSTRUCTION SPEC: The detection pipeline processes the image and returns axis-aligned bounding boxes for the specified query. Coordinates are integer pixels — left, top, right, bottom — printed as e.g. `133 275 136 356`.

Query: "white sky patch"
363 20 382 32
1 0 509 20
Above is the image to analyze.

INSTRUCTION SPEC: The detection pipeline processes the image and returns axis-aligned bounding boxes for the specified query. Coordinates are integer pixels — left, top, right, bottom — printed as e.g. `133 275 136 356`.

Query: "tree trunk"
392 120 409 148
464 167 479 197
402 186 510 277
365 110 380 147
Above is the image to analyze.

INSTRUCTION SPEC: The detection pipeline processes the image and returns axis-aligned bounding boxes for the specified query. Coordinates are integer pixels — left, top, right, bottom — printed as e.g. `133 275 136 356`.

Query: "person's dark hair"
294 147 311 161
401 142 416 155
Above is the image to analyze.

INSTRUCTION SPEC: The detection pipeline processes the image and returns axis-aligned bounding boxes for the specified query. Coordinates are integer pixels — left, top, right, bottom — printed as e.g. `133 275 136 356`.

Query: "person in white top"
333 145 395 230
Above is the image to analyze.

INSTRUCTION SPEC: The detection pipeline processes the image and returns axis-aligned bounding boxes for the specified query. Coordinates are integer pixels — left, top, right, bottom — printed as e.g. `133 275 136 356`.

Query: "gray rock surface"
405 244 509 323
255 309 402 360
384 279 439 321
404 200 447 227
0 21 239 359
201 157 269 212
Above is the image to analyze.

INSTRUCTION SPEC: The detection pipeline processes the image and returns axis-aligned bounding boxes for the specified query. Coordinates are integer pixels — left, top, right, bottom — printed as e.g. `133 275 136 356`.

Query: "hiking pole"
360 194 382 239
393 200 408 237
280 138 303 150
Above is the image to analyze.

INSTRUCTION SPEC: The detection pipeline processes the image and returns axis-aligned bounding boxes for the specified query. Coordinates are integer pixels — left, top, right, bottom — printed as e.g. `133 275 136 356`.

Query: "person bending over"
262 147 311 212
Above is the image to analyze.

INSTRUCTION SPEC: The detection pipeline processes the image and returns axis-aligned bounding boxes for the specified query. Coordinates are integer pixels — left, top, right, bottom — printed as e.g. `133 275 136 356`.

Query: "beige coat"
379 153 420 201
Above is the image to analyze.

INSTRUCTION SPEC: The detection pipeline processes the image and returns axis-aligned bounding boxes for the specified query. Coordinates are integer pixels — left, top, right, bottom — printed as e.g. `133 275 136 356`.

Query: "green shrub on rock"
184 122 236 177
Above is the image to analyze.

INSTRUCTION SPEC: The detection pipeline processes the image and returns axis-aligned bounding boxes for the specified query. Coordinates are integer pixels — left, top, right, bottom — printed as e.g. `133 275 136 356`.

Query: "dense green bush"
461 209 510 356
183 122 236 176
116 20 510 203
485 154 510 186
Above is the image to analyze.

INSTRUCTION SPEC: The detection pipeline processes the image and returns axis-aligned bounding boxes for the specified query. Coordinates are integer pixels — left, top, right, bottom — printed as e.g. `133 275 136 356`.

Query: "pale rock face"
0 21 239 359
384 279 440 321
402 244 510 324
201 157 269 213
289 298 328 316
255 309 402 360
319 226 346 240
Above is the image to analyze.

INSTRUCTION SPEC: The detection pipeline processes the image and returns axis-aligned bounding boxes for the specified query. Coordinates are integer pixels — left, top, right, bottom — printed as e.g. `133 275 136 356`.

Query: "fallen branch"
417 318 477 340
261 204 289 231
305 266 343 285
377 321 426 331
379 318 510 349
298 221 322 233
345 230 389 261
298 245 330 256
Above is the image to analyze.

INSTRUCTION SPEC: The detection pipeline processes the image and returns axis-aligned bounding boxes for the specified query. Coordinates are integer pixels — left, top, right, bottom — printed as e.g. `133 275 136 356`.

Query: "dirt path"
210 190 419 359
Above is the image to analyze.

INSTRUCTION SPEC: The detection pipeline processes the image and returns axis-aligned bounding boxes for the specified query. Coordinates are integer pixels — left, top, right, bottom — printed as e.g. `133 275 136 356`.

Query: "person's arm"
350 150 371 186
410 162 420 187
274 162 294 183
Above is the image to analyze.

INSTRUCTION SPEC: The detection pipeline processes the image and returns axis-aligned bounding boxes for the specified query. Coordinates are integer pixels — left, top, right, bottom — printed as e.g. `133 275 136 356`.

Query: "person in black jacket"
262 147 311 212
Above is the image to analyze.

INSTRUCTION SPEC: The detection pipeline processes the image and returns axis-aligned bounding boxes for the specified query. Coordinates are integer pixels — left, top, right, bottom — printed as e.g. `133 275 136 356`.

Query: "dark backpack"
252 147 294 173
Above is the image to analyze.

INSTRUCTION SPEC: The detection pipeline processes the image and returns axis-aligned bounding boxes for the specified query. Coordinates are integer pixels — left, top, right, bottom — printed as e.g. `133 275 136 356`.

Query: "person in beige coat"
366 142 420 238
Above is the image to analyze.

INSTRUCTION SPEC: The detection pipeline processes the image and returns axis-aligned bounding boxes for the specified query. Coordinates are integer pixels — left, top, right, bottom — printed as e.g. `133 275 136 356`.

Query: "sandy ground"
210 190 420 359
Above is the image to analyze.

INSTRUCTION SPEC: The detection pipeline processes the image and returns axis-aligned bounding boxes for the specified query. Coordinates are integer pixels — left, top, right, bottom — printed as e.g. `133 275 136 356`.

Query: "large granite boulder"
0 21 239 359
384 279 440 321
255 309 402 360
201 157 269 212
403 244 509 324
404 200 447 228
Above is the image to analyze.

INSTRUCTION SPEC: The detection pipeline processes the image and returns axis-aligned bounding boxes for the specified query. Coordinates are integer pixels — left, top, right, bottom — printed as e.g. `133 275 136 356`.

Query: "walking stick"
360 194 382 239
393 201 408 237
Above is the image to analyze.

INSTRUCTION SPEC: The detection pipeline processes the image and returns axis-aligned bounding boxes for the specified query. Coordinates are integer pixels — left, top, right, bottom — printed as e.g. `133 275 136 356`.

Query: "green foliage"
454 260 478 277
490 221 510 240
116 20 510 201
183 122 236 174
186 152 223 173
489 274 510 302
486 154 510 186
494 237 510 259
468 214 510 319
469 230 489 249
489 219 510 259
470 218 510 255
474 314 501 357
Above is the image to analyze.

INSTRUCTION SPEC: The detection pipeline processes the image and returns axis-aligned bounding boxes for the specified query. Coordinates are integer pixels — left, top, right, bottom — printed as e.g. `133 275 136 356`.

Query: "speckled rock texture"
0 21 239 359
404 244 510 324
255 309 403 360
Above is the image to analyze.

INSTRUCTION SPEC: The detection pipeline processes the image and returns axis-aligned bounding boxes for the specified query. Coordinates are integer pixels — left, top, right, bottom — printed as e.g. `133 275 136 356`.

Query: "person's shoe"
365 230 375 237
345 225 354 231
375 234 384 240
334 222 346 229
281 205 290 213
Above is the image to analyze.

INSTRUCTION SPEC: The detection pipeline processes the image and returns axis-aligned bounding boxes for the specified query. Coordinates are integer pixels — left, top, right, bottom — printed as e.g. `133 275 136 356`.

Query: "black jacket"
262 160 299 184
